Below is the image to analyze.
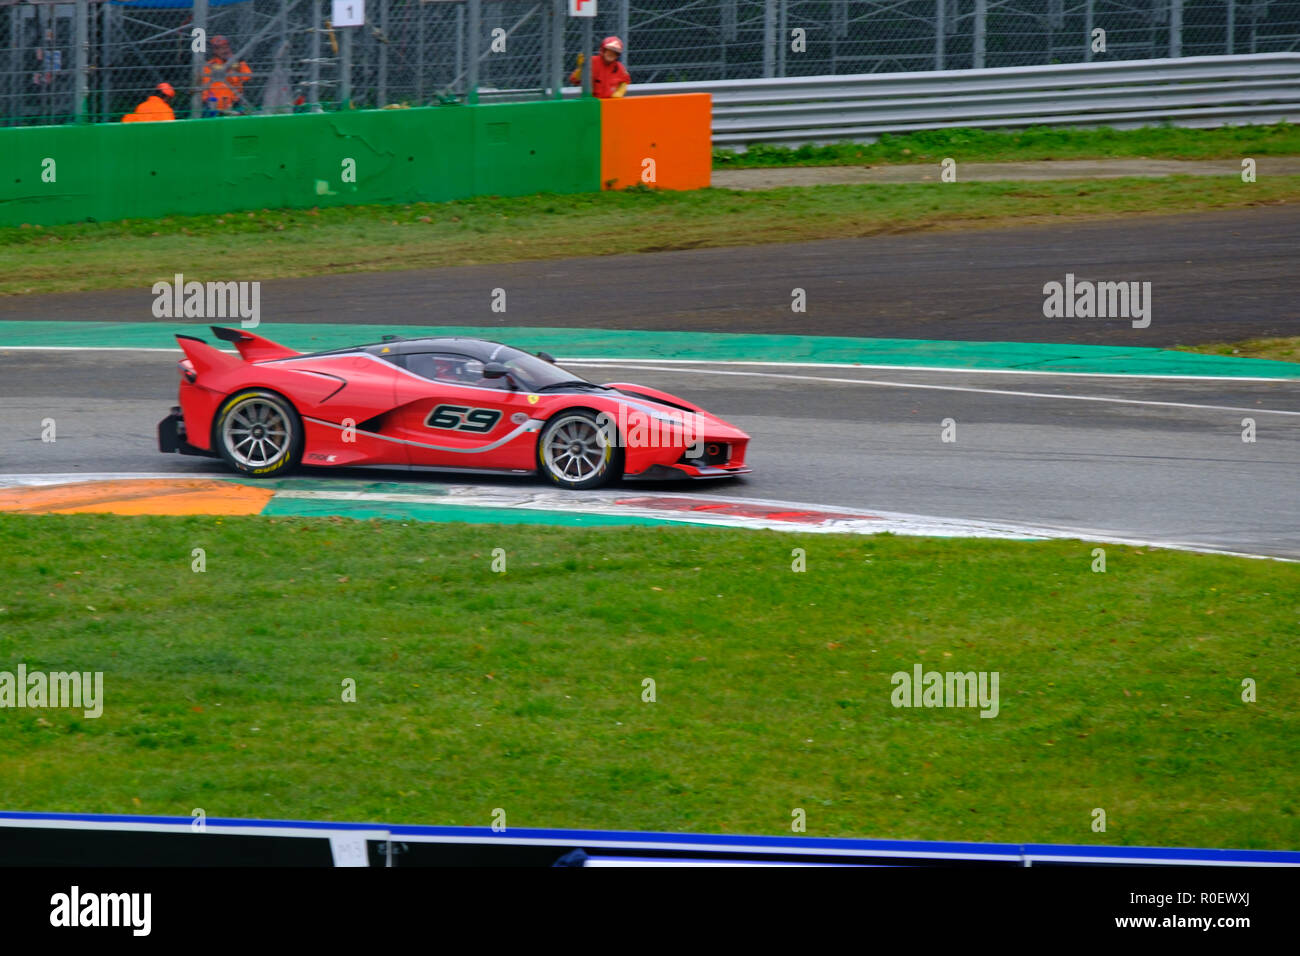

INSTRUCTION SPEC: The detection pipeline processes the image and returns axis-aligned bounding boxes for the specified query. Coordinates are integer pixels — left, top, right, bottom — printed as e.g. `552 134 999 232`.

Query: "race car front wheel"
214 389 303 478
538 409 621 490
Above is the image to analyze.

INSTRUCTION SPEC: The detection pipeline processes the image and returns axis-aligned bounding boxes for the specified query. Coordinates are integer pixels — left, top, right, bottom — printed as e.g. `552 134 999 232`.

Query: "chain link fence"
623 1 1300 82
3 0 1299 126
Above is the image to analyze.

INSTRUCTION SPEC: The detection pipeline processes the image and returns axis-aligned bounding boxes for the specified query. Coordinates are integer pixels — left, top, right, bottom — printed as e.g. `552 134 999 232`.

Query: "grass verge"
713 123 1300 167
1176 336 1300 364
1 513 1295 848
2 175 1297 296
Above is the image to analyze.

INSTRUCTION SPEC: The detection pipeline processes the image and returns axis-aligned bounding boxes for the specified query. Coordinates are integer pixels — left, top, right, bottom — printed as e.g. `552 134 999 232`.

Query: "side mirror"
536 351 556 364
482 362 510 379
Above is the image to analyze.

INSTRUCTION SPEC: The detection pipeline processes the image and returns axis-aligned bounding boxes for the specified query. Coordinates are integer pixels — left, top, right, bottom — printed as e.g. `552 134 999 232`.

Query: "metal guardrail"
625 53 1300 147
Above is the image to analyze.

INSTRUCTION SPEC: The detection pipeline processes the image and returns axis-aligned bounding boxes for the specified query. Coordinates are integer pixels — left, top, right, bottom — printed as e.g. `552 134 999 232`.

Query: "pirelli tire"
537 408 623 490
213 389 304 478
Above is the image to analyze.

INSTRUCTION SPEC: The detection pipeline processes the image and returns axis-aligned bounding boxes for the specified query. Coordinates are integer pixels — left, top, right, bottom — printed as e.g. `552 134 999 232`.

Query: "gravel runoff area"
711 156 1300 189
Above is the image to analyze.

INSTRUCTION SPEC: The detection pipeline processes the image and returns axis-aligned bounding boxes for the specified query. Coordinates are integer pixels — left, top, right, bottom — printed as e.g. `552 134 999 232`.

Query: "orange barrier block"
0 479 274 516
599 93 711 191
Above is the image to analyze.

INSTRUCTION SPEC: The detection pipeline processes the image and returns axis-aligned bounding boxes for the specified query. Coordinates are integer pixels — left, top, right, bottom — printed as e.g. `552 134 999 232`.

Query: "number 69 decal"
426 404 502 434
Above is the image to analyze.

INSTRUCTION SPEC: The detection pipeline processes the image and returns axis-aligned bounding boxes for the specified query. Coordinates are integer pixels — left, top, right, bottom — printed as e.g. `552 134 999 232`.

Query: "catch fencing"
3 0 1299 126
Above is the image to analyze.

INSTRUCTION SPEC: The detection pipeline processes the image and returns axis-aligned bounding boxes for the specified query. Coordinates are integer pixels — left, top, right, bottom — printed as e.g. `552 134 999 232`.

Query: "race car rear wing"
175 334 243 378
210 325 302 362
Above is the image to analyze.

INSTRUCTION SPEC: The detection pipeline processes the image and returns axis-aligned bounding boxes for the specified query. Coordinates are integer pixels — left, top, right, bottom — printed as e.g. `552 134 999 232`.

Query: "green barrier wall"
0 100 601 227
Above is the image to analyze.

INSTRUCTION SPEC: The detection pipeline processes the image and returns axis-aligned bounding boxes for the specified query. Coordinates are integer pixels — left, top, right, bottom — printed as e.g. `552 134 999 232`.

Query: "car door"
294 350 409 467
390 351 538 472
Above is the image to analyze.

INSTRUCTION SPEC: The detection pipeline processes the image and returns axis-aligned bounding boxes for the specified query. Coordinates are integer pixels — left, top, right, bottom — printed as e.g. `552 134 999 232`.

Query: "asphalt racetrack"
3 205 1298 346
2 349 1297 559
2 207 1298 557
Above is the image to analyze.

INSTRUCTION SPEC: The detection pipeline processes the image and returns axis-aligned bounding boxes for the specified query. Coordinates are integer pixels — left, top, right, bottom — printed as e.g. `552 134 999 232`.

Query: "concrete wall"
0 100 602 227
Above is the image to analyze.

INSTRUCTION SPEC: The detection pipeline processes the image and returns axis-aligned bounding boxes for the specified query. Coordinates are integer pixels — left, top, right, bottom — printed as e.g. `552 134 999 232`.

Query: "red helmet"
600 36 623 54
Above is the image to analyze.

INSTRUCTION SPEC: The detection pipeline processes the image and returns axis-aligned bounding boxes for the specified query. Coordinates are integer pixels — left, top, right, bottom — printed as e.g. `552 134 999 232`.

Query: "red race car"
158 327 750 489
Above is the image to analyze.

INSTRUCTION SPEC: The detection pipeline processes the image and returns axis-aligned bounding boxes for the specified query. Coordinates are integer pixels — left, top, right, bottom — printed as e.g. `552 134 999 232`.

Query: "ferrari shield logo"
527 394 539 404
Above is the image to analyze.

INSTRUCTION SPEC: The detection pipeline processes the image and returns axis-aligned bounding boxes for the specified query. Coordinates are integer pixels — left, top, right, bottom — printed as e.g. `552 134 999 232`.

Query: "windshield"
487 344 594 391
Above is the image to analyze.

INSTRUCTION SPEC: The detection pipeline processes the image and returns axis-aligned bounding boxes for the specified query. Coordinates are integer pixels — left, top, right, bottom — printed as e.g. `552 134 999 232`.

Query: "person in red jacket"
570 35 630 98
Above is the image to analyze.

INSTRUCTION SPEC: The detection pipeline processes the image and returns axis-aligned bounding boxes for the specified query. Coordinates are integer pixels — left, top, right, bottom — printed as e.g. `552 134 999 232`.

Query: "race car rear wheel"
214 389 303 478
538 409 621 490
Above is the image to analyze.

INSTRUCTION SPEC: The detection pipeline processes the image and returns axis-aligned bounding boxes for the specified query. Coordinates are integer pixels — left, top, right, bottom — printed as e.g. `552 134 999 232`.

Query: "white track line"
0 346 184 353
561 356 1300 383
571 362 1300 417
3 345 1298 383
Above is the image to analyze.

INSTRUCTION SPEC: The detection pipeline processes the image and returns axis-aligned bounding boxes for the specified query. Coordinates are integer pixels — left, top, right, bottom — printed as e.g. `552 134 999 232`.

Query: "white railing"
624 54 1300 147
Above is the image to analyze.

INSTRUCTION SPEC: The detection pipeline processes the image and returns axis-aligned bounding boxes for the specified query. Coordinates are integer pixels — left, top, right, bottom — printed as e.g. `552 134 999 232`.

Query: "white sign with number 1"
332 0 364 27
568 0 597 16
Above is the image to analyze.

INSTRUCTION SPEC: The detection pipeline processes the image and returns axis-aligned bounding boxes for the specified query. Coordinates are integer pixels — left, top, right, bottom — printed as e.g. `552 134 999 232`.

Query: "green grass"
3 175 1298 296
1 513 1295 848
714 123 1300 167
1176 336 1300 364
